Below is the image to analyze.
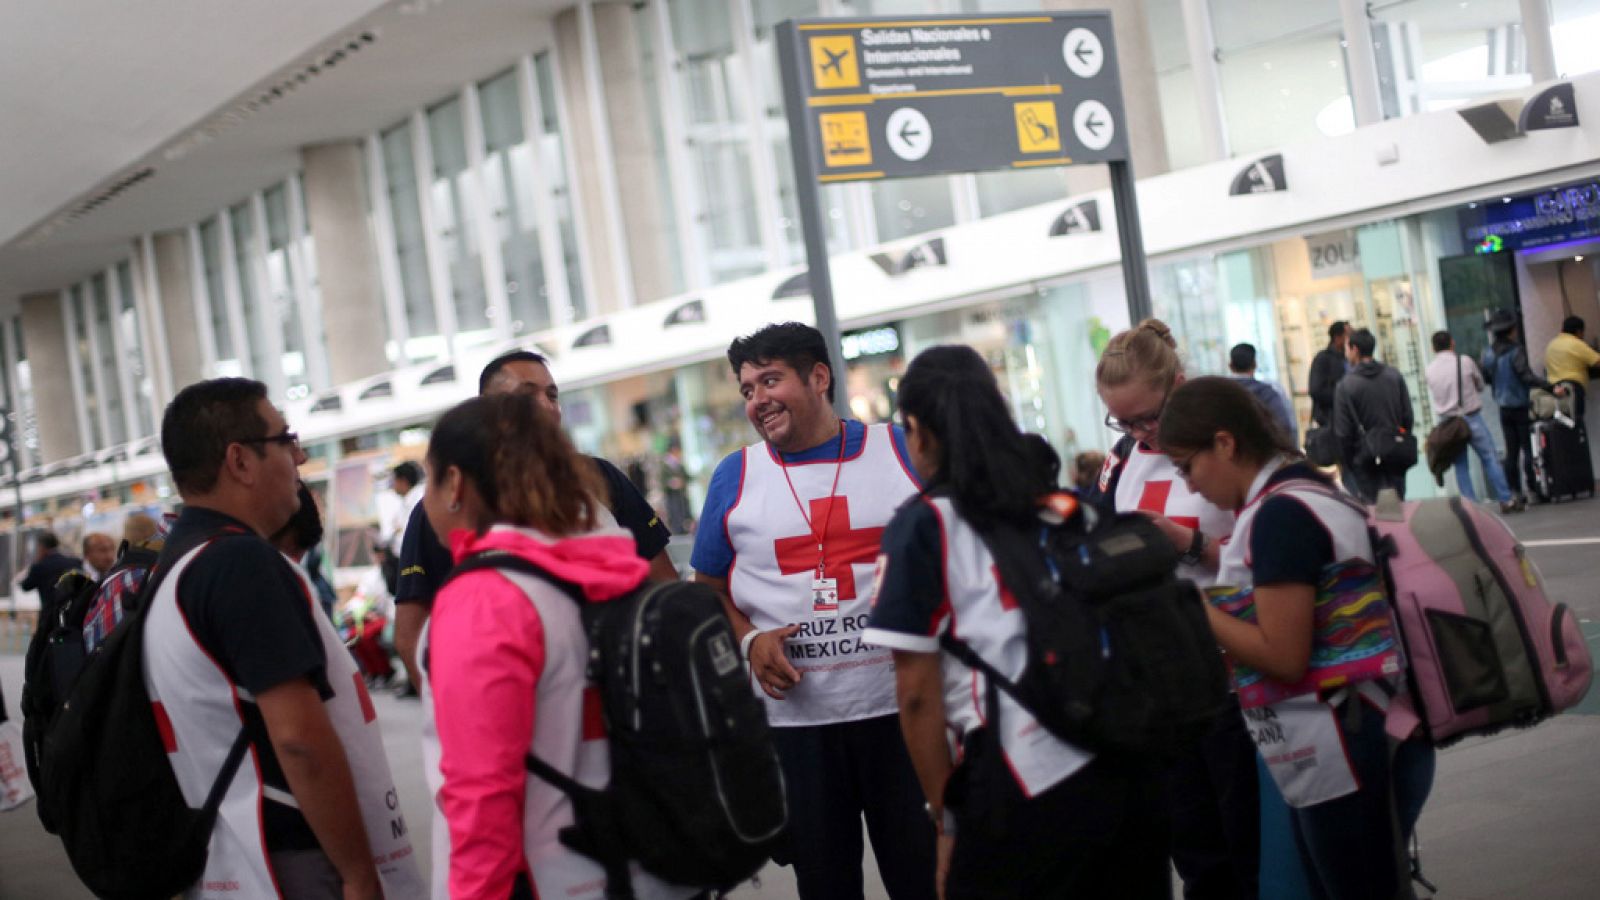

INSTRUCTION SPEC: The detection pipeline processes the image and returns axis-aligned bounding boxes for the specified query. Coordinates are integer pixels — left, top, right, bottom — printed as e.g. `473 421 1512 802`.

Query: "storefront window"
380 120 440 346
426 97 492 340
479 68 553 336
114 261 155 439
262 183 312 394
197 217 242 376
1210 0 1354 151
229 202 276 385
1150 255 1230 377
89 274 127 447
1373 0 1528 115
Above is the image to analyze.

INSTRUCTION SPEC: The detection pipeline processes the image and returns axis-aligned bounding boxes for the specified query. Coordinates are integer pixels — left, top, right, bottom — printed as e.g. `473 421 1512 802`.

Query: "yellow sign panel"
1013 101 1061 154
809 35 860 89
819 112 872 167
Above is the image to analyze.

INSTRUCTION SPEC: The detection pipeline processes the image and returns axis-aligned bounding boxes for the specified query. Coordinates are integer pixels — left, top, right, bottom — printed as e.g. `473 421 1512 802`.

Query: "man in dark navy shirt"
19 532 82 616
391 350 675 696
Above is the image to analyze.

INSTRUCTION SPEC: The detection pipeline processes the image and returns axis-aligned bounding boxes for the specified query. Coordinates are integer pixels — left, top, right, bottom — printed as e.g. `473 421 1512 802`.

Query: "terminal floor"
3 496 1600 899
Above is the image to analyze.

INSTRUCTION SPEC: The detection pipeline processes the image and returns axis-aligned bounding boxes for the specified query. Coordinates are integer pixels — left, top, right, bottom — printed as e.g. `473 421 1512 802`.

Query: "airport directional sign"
779 12 1129 183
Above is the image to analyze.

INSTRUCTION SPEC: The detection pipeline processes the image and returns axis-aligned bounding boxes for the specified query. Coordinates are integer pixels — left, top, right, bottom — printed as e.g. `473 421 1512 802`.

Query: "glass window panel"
1143 0 1209 169
262 186 309 392
229 203 276 382
70 286 105 449
1373 0 1528 114
870 175 957 242
381 121 439 339
426 97 491 336
1211 0 1353 153
90 274 127 446
197 218 240 373
974 168 1071 218
1552 0 1600 78
534 52 589 320
480 68 552 335
115 261 154 439
12 317 38 467
633 6 690 292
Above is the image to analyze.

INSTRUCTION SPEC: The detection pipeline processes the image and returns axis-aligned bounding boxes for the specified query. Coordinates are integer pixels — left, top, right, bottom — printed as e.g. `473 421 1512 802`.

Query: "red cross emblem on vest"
774 497 885 602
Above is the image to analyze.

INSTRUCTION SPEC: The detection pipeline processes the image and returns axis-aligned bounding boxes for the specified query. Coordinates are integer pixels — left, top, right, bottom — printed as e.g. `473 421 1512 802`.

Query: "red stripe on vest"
353 673 377 724
151 701 178 753
581 686 606 741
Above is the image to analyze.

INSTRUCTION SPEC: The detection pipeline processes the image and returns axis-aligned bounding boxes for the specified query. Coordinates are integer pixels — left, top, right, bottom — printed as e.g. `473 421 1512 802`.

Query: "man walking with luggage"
1307 321 1349 435
1544 316 1600 423
1482 312 1554 505
691 323 935 900
1335 328 1416 501
1427 331 1518 512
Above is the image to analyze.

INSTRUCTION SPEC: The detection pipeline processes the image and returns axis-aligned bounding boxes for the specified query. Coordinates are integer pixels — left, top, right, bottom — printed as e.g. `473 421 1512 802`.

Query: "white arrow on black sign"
1072 100 1114 151
1062 28 1104 79
886 108 932 162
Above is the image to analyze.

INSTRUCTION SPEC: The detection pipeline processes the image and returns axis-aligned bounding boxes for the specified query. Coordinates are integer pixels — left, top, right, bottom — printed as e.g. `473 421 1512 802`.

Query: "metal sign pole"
1109 159 1152 323
777 22 852 420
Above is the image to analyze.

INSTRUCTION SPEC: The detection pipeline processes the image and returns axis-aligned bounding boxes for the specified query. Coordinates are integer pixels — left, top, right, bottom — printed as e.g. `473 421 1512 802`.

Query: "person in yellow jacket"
1544 316 1600 422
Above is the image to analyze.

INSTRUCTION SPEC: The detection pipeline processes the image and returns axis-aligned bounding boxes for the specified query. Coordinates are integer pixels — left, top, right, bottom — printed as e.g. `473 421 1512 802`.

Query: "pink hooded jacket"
429 523 647 899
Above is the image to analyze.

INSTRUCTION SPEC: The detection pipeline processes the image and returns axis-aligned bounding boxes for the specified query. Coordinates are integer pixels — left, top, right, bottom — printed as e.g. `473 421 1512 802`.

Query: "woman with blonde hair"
420 394 700 899
1087 319 1262 899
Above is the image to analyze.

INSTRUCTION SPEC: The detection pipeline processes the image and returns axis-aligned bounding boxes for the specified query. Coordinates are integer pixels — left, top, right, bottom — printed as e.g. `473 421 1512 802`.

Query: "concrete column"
1339 0 1385 126
1044 0 1171 181
1520 0 1558 83
301 141 390 386
151 231 207 390
18 292 82 462
555 2 679 312
1179 0 1230 161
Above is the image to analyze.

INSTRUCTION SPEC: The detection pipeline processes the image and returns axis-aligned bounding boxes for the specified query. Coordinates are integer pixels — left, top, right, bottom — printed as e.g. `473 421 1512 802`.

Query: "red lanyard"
779 422 847 579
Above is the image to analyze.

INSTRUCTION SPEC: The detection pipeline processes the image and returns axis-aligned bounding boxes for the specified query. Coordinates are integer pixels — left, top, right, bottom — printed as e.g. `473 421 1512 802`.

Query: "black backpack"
940 499 1231 761
443 553 788 899
25 529 251 900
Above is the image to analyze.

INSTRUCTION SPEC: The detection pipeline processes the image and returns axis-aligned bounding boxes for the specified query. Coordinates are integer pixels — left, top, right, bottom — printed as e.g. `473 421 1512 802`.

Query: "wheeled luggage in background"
1529 418 1595 501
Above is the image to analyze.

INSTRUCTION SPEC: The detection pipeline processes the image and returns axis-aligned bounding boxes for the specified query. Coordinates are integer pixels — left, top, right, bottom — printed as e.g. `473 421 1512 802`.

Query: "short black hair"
1350 328 1377 358
161 378 271 496
1228 343 1257 373
1431 330 1453 352
478 350 550 395
727 322 834 403
393 461 423 489
1563 316 1585 336
1329 321 1349 340
271 481 323 553
38 531 60 551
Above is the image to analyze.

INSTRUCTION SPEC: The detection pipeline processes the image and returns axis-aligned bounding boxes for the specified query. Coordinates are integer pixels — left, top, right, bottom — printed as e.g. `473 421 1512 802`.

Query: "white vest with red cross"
141 541 424 899
1108 443 1236 588
725 422 921 727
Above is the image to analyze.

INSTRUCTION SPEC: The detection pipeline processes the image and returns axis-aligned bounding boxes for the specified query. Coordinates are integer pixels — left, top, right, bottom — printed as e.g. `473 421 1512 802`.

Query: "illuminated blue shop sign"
1460 179 1600 253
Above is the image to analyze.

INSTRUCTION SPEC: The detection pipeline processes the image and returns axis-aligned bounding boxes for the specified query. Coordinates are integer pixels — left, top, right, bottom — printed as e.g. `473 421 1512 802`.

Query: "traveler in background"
1334 328 1416 502
392 349 677 700
1307 321 1349 433
1086 319 1259 900
1426 331 1519 513
342 545 397 685
80 532 117 582
691 322 934 900
144 378 384 898
867 345 1168 899
421 394 698 899
1544 315 1600 422
1159 377 1434 900
18 532 82 615
123 512 162 546
1482 313 1554 505
83 514 172 654
1072 449 1106 493
1227 342 1297 444
390 461 425 549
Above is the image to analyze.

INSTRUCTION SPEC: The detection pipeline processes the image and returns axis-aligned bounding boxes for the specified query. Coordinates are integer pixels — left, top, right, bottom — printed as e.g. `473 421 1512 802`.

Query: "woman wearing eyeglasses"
1158 377 1433 900
1087 319 1264 900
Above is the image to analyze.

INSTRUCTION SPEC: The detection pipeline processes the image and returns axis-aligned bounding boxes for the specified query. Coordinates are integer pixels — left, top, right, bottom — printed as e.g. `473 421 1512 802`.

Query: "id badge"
811 577 840 619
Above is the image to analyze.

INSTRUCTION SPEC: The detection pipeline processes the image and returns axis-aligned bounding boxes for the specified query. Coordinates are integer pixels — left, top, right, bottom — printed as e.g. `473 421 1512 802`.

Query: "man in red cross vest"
692 323 934 900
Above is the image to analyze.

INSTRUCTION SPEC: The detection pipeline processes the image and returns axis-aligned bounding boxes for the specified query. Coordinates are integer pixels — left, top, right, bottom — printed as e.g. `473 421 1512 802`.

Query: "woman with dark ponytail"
864 346 1168 899
419 394 698 900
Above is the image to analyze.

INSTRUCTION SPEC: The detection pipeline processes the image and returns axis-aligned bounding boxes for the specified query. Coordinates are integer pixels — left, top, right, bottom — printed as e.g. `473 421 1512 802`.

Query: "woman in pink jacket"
421 394 697 899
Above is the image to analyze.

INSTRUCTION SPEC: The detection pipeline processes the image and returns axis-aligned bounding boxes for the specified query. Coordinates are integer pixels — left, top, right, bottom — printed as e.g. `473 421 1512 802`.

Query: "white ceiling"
0 0 564 306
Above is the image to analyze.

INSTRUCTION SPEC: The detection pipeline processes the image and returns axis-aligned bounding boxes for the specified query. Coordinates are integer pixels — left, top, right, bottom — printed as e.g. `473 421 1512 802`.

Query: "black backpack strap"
198 728 253 821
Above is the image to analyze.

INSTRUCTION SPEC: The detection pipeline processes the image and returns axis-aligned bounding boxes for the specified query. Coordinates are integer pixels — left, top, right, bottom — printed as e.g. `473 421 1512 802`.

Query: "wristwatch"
1178 528 1207 566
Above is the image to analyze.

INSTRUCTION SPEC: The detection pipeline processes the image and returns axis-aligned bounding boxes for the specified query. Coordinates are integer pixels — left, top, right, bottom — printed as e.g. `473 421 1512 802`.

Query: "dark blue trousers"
769 714 937 900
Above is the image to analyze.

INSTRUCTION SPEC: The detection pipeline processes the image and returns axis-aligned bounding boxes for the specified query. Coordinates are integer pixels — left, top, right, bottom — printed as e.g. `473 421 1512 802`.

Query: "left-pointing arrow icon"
886 108 932 161
1062 28 1105 78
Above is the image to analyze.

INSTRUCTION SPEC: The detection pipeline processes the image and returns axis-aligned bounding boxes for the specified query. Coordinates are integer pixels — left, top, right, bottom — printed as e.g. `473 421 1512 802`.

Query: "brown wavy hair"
427 394 604 536
1095 318 1182 392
